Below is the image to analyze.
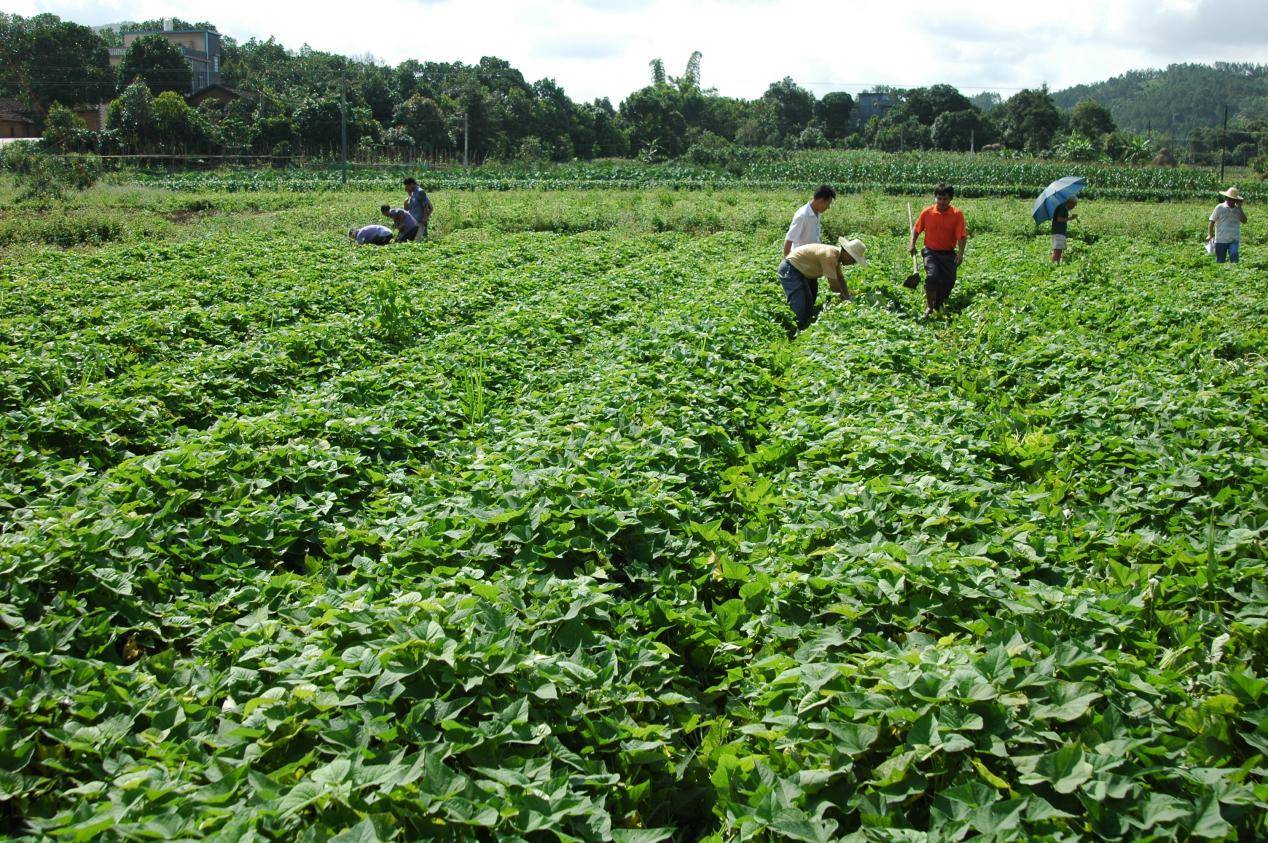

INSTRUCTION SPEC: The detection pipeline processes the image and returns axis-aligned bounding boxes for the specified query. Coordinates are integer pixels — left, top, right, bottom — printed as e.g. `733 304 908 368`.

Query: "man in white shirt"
1207 186 1248 264
783 185 837 257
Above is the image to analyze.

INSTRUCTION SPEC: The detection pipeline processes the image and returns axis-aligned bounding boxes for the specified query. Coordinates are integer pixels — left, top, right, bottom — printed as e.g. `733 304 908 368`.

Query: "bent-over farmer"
778 237 867 331
381 205 420 243
909 183 967 316
349 224 393 245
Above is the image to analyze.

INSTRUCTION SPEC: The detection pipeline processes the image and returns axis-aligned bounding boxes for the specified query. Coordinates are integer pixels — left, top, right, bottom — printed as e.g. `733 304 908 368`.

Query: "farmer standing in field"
404 177 433 238
1207 187 1247 264
909 183 967 316
778 237 867 331
783 185 837 256
1051 196 1078 262
381 204 421 243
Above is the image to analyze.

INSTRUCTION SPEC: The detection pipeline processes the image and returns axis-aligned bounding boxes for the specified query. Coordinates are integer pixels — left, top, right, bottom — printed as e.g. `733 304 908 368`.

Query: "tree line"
5 12 1268 171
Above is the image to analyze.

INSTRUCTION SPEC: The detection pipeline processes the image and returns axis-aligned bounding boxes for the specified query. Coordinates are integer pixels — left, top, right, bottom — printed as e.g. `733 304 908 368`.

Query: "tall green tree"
1000 86 1061 151
1069 98 1115 139
930 109 993 151
761 77 815 144
815 91 854 140
118 35 191 95
0 13 115 113
620 84 686 157
106 79 157 150
395 94 448 151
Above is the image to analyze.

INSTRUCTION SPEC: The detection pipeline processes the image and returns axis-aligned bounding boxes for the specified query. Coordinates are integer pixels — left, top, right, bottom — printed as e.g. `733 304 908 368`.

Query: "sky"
11 0 1268 102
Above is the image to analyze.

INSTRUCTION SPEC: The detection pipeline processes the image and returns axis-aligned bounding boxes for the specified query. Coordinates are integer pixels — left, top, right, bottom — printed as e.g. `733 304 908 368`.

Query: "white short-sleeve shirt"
1210 203 1242 243
785 202 821 250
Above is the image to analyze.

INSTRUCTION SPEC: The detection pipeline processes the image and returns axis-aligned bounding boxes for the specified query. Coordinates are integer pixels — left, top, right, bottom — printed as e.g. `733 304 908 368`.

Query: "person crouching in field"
349 224 394 245
909 183 967 316
1208 187 1247 264
778 237 867 331
1051 196 1078 262
381 205 421 243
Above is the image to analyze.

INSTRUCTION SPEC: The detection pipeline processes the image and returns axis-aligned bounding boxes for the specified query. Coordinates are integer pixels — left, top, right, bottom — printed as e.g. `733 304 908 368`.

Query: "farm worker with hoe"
404 177 433 238
909 183 967 316
348 223 393 245
778 237 867 331
1051 196 1078 263
381 204 421 242
784 185 837 256
1207 187 1247 264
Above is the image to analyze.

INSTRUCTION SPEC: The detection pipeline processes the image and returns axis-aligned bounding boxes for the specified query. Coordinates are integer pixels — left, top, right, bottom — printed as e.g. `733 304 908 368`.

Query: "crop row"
1 230 791 839
119 150 1249 201
1 222 1265 839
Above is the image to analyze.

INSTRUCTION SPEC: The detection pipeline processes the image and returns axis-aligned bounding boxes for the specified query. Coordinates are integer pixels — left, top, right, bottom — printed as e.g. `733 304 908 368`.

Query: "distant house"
849 92 896 131
186 85 251 109
73 105 107 133
108 19 223 92
0 99 38 138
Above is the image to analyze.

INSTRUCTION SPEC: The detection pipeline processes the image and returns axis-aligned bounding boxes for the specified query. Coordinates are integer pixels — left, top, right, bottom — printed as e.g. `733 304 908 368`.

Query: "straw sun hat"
837 237 867 265
1220 187 1244 201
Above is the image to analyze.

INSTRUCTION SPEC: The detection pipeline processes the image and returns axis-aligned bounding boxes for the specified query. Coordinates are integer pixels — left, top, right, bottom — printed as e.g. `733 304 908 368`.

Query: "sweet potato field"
1 187 1266 841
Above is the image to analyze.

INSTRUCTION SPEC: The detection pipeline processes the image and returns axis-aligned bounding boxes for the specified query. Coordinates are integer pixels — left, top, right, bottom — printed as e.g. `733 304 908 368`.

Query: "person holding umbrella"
1207 187 1247 264
1051 196 1078 262
909 183 967 316
1033 176 1086 263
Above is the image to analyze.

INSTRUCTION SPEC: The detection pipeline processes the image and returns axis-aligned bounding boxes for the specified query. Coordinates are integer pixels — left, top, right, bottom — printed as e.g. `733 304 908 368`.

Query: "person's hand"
908 245 917 256
954 253 963 266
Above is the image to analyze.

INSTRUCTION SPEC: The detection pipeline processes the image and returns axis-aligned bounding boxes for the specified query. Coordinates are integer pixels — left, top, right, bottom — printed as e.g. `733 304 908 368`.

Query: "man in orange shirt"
908 183 967 316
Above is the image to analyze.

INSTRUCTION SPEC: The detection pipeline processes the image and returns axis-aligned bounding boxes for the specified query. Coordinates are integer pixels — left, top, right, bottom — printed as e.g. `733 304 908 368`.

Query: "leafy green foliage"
125 149 1254 201
0 187 1264 840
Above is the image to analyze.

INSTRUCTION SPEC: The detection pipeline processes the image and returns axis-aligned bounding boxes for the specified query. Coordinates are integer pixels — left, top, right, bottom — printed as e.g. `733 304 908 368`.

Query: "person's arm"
421 197 433 225
955 235 967 265
827 265 850 300
1239 204 1248 223
1207 218 1216 241
1054 211 1070 224
784 212 805 257
908 226 920 255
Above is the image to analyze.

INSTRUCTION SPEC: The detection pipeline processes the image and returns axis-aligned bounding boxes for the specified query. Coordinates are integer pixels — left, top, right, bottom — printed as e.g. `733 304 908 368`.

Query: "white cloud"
12 0 1268 101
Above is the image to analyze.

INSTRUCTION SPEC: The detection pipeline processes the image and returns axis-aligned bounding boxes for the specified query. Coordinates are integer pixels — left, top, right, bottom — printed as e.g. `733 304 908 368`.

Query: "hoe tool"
903 202 921 289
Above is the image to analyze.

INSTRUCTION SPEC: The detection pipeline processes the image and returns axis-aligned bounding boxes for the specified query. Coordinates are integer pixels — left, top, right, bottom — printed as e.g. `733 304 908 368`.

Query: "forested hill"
1053 63 1268 136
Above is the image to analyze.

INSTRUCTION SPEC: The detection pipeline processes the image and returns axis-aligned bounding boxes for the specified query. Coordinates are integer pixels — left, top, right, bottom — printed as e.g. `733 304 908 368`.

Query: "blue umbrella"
1032 176 1086 224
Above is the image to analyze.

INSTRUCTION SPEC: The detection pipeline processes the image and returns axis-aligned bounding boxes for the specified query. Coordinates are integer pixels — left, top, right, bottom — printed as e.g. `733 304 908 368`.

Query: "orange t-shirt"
915 205 967 251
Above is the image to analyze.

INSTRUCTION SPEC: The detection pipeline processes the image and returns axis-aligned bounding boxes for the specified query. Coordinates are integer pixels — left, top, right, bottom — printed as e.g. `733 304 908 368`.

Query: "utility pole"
1219 105 1228 183
463 112 469 168
970 129 975 154
340 75 349 184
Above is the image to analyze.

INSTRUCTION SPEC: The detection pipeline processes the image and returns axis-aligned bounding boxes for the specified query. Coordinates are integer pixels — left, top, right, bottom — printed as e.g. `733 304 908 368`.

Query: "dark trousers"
778 259 819 330
923 248 957 309
397 226 420 243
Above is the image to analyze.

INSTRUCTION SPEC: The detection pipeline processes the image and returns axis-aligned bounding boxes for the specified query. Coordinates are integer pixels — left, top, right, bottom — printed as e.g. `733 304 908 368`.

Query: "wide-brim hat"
838 237 867 266
1220 186 1243 200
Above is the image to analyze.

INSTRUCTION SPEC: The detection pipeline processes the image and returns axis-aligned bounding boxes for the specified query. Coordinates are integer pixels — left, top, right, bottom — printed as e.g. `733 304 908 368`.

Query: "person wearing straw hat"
778 237 866 331
1207 187 1247 263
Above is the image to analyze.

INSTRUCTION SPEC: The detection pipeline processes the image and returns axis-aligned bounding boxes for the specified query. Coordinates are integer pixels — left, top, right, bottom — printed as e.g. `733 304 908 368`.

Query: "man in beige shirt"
778 237 867 330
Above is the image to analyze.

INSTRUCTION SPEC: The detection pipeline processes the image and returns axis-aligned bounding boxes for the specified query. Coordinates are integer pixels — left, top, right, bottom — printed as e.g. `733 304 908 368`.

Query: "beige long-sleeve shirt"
786 243 843 286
